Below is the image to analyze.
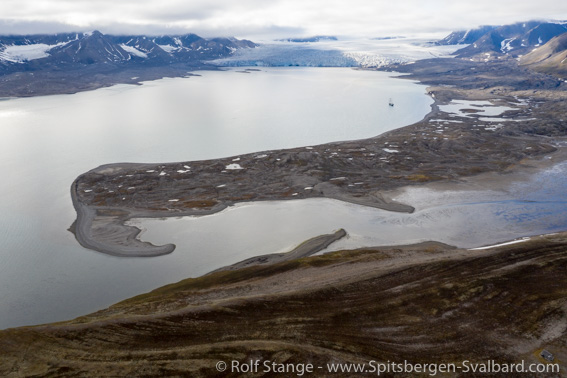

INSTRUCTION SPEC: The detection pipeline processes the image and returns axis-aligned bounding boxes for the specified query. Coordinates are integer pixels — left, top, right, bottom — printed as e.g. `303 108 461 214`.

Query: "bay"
0 67 432 329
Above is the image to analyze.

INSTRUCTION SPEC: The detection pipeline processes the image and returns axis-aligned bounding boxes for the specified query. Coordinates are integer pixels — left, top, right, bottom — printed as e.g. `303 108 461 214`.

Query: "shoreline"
70 164 412 258
70 58 567 257
0 64 216 99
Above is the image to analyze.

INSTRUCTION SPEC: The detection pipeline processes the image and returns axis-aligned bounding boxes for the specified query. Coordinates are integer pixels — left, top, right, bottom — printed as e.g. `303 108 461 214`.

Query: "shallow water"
0 67 433 329
132 160 567 257
438 99 518 118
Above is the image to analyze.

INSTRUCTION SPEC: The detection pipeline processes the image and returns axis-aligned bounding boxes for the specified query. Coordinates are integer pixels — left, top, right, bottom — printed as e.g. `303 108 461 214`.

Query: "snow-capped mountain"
48 31 131 65
439 20 567 58
0 31 255 73
437 25 497 45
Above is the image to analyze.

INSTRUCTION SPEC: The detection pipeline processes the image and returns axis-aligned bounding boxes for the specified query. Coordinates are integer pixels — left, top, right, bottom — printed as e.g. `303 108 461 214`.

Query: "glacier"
212 37 462 68
0 42 68 63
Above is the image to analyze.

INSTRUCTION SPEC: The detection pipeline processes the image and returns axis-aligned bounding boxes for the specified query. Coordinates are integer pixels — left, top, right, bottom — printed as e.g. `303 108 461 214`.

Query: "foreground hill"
0 234 565 376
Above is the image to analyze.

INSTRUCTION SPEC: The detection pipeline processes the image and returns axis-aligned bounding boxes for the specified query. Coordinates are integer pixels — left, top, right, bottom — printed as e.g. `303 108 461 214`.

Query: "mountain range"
1 21 567 97
276 35 338 43
0 30 255 75
438 20 567 59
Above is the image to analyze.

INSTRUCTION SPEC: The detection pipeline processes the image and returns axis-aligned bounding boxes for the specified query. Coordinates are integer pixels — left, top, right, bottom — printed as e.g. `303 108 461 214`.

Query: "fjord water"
2 68 566 330
0 68 433 329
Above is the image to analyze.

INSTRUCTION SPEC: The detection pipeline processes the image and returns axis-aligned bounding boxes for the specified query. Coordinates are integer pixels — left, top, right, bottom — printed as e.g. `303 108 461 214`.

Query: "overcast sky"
1 0 566 39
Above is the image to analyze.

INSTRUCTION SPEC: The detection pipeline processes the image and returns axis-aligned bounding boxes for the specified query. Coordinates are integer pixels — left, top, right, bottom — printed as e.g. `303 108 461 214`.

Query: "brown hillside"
1 234 565 377
521 32 567 76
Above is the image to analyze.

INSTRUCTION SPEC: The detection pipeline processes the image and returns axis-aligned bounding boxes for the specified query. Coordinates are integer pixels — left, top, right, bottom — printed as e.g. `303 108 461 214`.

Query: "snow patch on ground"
225 163 243 170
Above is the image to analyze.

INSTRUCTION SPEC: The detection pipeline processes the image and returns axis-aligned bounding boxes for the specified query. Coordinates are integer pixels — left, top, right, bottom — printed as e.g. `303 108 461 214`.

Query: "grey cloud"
0 19 83 35
0 0 566 39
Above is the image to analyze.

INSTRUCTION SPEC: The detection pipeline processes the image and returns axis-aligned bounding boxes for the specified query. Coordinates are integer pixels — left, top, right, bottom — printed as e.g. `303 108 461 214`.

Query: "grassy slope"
0 235 565 377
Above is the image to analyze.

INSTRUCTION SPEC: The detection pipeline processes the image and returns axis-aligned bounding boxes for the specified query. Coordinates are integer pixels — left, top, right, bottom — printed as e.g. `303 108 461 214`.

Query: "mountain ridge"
0 30 255 73
0 30 256 97
438 20 567 59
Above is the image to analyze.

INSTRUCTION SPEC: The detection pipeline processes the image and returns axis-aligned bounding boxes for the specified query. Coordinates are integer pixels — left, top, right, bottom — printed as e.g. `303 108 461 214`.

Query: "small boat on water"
389 98 394 107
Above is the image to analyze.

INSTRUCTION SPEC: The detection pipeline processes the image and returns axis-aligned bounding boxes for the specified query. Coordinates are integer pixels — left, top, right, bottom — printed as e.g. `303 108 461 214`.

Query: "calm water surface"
0 68 432 329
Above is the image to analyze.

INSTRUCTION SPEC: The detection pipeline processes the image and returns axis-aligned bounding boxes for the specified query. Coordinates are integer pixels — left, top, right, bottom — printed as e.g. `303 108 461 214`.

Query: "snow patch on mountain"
501 38 516 52
157 44 178 53
119 44 148 58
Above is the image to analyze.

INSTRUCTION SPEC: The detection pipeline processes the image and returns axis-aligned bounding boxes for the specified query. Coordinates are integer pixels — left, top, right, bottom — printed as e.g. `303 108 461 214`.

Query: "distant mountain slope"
47 31 131 65
520 32 567 77
437 25 497 45
438 21 567 59
110 35 174 63
277 35 338 43
0 30 255 74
